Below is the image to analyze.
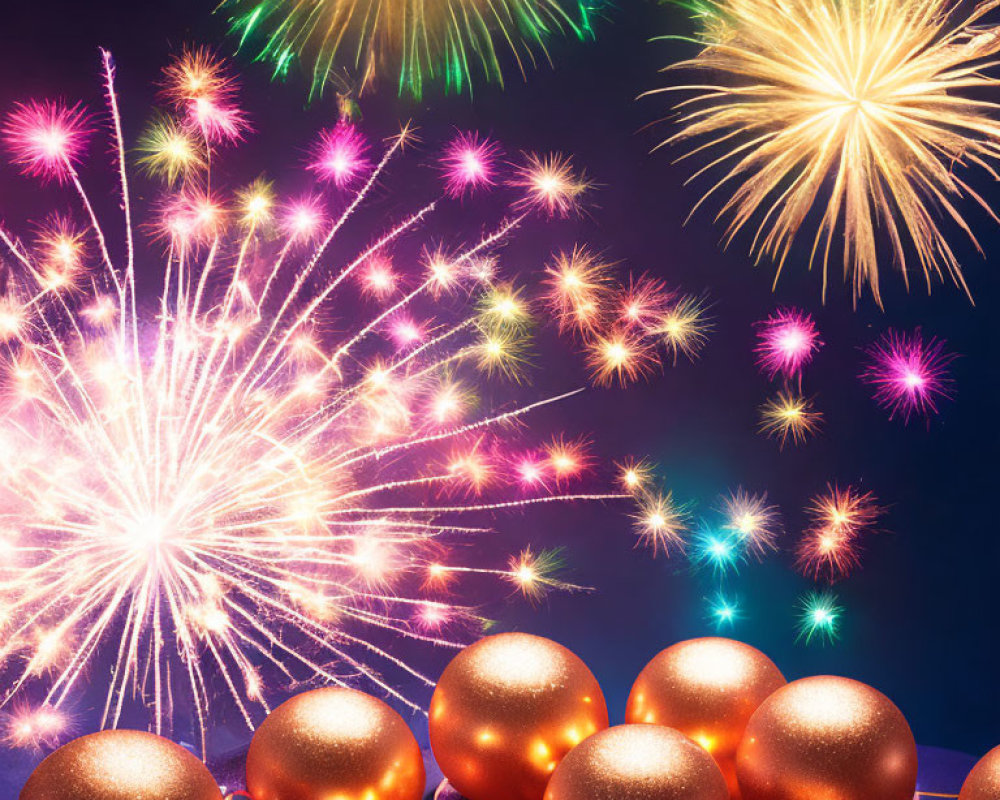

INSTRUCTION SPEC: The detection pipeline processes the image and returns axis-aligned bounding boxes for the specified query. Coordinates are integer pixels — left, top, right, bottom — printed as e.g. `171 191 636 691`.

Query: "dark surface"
0 0 997 792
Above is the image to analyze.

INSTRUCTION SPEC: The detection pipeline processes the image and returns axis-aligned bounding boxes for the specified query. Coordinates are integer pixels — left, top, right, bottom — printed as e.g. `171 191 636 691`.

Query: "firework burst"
720 488 781 557
633 490 689 555
653 0 1000 304
758 391 822 447
754 308 822 381
796 590 842 644
0 51 632 752
862 329 955 422
220 0 600 101
796 484 883 581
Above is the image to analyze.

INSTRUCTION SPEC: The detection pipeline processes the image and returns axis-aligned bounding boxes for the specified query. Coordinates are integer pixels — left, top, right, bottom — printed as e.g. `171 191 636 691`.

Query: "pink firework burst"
754 307 822 380
308 122 371 187
2 100 92 183
440 132 502 198
861 329 955 423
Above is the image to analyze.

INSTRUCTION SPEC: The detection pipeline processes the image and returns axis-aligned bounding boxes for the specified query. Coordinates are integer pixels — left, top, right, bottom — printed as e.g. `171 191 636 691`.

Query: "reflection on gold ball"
20 729 222 800
626 637 785 798
544 725 730 800
736 676 917 800
245 687 425 800
960 745 1000 799
429 632 608 800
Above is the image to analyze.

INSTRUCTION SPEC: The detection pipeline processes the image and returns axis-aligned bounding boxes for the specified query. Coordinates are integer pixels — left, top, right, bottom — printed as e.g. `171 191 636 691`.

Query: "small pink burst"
281 196 327 242
754 307 822 380
3 100 92 183
4 705 69 750
388 316 424 349
861 329 955 422
158 189 226 249
515 454 549 489
440 132 502 197
361 255 398 299
415 603 450 632
188 96 247 145
308 123 370 188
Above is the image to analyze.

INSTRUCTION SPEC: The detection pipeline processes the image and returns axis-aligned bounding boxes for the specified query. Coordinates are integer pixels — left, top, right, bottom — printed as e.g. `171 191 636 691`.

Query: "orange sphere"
429 632 609 800
626 637 786 798
736 676 917 800
960 745 1000 799
544 725 730 800
19 729 222 800
245 687 425 800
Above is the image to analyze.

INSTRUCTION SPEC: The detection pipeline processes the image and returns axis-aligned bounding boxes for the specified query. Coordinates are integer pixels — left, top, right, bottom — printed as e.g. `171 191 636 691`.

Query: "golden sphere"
544 725 730 800
245 687 425 800
429 632 609 800
19 729 222 800
960 745 1000 799
626 637 786 798
736 676 917 800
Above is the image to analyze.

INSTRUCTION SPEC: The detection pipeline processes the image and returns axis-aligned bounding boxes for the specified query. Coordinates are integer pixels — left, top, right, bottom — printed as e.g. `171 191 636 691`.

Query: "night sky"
1 0 998 791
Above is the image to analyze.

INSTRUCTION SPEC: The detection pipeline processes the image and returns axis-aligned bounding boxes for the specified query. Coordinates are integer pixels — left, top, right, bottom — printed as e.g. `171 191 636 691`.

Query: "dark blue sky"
0 0 997 791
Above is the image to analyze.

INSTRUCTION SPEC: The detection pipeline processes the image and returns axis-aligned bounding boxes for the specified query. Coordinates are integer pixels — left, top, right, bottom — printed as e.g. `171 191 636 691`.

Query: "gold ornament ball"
544 724 730 800
245 687 425 800
429 632 609 800
960 745 1000 799
19 729 222 800
626 637 786 798
736 675 917 800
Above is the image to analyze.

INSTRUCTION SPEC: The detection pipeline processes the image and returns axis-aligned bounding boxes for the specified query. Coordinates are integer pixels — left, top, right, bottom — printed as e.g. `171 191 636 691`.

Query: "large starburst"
0 51 629 753
653 0 1000 305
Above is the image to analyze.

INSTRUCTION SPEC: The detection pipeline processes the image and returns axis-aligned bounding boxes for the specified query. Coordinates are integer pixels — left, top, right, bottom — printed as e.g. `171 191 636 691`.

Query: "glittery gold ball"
960 745 1000 799
736 676 917 800
19 729 222 800
429 632 609 800
544 724 730 800
245 687 425 800
626 638 786 798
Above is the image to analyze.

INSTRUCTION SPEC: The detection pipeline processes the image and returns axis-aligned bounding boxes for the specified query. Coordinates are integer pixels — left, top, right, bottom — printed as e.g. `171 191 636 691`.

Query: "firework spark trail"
0 52 636 753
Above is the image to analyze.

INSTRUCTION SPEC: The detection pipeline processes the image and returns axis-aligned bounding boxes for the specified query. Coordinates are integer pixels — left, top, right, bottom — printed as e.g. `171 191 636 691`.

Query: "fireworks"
796 590 842 644
220 0 600 100
654 0 1000 304
754 308 822 381
0 51 632 751
633 490 689 555
862 330 955 422
720 488 781 557
541 247 712 385
692 526 742 575
796 484 883 581
441 133 503 198
707 591 741 629
758 391 822 448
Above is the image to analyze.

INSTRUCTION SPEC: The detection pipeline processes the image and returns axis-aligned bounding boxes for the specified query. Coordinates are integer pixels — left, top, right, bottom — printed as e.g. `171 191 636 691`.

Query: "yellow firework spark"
757 390 823 447
654 0 1000 305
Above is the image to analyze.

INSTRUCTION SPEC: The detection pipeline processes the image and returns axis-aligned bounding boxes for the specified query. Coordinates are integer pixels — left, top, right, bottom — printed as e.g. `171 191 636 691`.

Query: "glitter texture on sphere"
736 676 918 800
245 687 424 800
960 745 1000 800
429 632 609 800
626 638 786 798
543 724 730 800
19 730 222 800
